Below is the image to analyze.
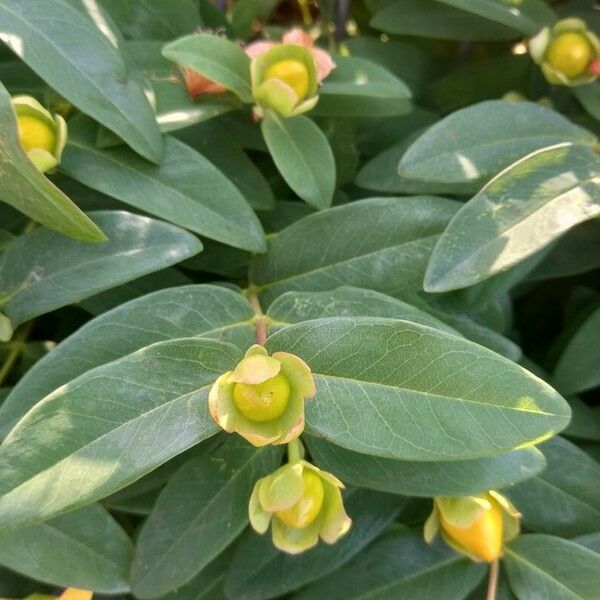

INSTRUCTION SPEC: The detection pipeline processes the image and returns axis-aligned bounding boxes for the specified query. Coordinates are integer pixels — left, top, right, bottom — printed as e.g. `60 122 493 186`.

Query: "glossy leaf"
250 196 459 305
61 118 266 252
504 534 600 600
297 528 486 599
398 101 595 184
0 211 202 329
313 56 412 118
305 435 546 497
553 305 600 395
0 285 254 438
162 34 252 102
261 113 336 210
505 437 600 538
131 438 282 598
265 317 570 461
0 81 104 242
0 0 163 162
425 144 600 292
0 338 240 526
0 504 132 592
225 489 402 600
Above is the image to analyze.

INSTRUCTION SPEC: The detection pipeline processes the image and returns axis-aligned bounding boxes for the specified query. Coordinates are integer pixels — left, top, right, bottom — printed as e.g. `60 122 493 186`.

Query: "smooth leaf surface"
425 144 600 292
313 56 411 118
0 82 105 242
0 0 163 162
0 285 254 438
61 118 266 252
398 101 595 184
225 489 402 600
553 305 600 396
305 435 546 497
505 437 600 538
250 196 459 305
297 528 486 599
504 534 600 600
0 338 240 526
0 211 202 328
261 113 336 210
131 438 282 598
370 0 520 41
266 317 570 461
0 504 132 593
162 33 252 102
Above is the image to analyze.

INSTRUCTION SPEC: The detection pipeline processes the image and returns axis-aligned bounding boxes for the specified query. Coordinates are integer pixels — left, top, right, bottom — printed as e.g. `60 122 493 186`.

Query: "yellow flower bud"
276 469 324 528
233 372 290 422
264 59 310 100
17 114 57 153
424 491 521 563
546 32 592 78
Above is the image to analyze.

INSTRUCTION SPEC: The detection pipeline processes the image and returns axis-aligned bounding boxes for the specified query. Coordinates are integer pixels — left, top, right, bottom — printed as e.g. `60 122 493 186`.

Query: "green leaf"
504 534 600 600
305 434 546 497
61 117 266 252
250 196 459 305
574 82 600 123
563 397 600 442
224 489 402 600
370 0 520 41
261 113 336 210
265 317 570 461
398 101 595 184
424 144 600 292
131 438 282 598
297 528 486 599
505 437 600 538
0 285 254 438
0 81 105 243
0 0 163 162
0 338 239 527
267 286 457 334
312 56 412 118
0 211 202 329
553 304 600 396
435 0 555 35
162 33 252 103
0 504 132 593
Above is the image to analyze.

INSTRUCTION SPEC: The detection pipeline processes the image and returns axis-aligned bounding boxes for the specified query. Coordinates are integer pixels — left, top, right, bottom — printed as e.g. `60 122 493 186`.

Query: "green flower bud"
249 460 352 554
251 44 319 118
209 345 316 446
424 491 521 562
529 18 600 87
11 95 67 173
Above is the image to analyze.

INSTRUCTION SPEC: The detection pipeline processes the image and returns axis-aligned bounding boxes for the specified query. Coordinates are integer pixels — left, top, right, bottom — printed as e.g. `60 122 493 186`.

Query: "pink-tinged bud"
589 58 600 76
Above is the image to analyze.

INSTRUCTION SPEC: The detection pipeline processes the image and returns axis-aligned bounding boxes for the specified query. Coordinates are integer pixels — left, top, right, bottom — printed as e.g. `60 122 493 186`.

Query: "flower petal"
249 479 272 533
272 516 320 554
230 353 281 384
311 47 336 82
259 462 304 512
246 40 277 59
319 481 352 544
275 352 316 399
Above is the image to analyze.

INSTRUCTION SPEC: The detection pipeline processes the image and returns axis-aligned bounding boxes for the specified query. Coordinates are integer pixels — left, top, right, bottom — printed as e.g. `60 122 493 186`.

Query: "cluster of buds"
181 27 335 118
12 95 67 173
424 491 521 562
209 345 351 554
530 18 600 86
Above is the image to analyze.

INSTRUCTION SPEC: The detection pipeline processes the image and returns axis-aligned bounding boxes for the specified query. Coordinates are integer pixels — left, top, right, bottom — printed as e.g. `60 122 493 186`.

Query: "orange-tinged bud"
276 469 324 528
233 372 290 422
546 32 592 78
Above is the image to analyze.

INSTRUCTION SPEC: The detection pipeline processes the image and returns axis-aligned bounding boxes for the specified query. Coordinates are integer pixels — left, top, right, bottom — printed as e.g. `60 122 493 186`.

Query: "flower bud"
182 67 228 99
251 45 320 118
209 344 316 446
424 491 520 562
529 18 600 86
249 460 351 554
11 95 67 173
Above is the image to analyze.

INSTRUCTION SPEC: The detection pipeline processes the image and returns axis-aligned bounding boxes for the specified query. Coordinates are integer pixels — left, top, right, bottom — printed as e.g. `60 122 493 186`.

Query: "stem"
287 438 303 463
247 288 267 346
486 559 499 600
0 321 32 386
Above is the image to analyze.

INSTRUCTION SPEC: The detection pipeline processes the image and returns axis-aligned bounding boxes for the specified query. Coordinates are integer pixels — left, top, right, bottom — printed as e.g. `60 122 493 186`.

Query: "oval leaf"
0 0 163 162
0 338 240 527
265 317 570 461
0 210 202 328
425 143 600 292
261 113 336 210
0 285 254 438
